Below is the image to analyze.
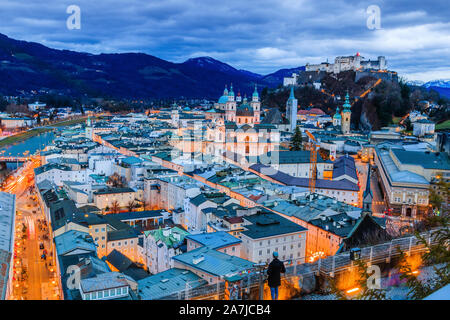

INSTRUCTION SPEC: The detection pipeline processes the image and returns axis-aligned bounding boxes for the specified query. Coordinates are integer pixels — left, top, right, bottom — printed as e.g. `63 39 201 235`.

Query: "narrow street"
1 157 61 300
370 168 386 215
354 158 385 214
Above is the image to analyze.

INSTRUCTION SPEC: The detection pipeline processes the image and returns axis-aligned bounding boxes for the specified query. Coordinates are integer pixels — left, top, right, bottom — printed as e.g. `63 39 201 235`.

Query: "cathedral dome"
218 95 229 104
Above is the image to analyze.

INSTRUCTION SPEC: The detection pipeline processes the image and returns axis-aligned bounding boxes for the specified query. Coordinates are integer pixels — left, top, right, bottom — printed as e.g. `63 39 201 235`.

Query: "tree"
110 200 120 214
127 200 136 212
260 87 269 100
429 190 443 213
328 258 388 300
0 96 7 112
107 173 127 188
290 127 303 151
398 215 450 299
429 173 449 216
6 104 30 115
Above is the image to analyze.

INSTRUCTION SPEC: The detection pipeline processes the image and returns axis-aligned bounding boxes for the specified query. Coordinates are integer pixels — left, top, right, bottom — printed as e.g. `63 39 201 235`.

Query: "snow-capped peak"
423 79 450 88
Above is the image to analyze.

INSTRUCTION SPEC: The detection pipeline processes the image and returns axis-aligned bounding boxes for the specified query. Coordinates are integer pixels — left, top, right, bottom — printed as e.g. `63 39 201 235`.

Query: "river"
1 131 56 170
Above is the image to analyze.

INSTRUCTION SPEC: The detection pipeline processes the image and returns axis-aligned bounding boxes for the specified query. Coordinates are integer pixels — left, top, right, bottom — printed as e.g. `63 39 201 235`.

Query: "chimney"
162 227 171 237
192 256 205 265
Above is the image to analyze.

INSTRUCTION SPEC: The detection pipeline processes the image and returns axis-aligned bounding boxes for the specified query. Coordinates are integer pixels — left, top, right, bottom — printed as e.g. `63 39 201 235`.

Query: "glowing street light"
346 287 360 294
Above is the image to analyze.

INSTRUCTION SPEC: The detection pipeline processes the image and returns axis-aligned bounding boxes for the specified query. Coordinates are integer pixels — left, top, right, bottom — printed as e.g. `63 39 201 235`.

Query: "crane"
305 130 320 193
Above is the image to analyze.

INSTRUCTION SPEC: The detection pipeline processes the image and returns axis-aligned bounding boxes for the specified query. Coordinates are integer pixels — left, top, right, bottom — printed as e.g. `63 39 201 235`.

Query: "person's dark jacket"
267 258 286 288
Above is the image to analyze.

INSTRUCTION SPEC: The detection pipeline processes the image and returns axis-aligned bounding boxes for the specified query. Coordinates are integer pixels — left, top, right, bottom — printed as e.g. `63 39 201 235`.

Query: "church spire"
363 164 373 212
343 90 351 112
252 84 259 102
289 85 295 100
363 164 373 198
253 84 258 97
229 83 234 96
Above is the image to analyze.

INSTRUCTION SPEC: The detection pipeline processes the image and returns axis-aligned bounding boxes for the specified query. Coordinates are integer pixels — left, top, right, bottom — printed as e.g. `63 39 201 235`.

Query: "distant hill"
0 33 304 100
427 87 450 99
261 66 306 87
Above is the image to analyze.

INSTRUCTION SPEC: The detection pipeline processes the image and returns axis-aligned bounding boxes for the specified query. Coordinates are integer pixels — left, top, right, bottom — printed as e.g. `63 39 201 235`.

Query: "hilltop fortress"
284 53 397 87
305 52 386 74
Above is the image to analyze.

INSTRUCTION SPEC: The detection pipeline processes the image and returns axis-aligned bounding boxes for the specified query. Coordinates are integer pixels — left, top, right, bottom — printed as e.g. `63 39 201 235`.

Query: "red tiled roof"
225 216 244 224
248 194 263 201
298 108 325 115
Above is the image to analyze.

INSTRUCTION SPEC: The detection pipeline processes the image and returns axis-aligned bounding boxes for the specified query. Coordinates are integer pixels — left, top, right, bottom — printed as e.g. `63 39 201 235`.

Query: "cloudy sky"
0 0 449 81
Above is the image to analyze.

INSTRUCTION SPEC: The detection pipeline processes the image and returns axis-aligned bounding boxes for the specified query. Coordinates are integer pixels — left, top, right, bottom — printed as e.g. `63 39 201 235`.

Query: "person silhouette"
267 252 286 300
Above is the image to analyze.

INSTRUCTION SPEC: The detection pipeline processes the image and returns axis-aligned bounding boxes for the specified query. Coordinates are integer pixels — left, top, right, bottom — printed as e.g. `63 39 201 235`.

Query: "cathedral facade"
204 84 278 159
211 84 261 125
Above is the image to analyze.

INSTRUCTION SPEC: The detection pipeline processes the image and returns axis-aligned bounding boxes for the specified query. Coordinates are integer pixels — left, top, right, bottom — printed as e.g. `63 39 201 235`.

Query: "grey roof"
94 187 135 195
241 211 307 239
54 230 97 256
186 231 242 249
190 194 208 206
172 246 254 277
391 149 450 171
0 192 15 252
49 199 81 231
333 155 358 180
36 179 54 192
261 108 289 125
78 205 102 214
107 228 140 242
376 148 429 185
105 249 149 281
34 163 71 175
270 194 362 223
190 192 229 207
248 150 324 165
309 212 357 237
80 272 135 293
250 164 359 191
0 192 15 300
105 249 134 271
137 268 207 300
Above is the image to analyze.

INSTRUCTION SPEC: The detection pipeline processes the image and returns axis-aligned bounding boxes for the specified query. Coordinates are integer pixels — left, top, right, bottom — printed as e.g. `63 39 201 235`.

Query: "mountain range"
0 33 303 100
0 33 448 100
407 79 450 98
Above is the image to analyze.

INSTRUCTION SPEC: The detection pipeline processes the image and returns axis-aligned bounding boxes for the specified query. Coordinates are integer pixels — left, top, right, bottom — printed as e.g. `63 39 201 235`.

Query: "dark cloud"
0 0 448 81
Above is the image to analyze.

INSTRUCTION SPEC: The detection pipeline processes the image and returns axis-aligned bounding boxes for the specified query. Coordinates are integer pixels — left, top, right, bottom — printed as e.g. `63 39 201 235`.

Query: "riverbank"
0 116 89 149
49 116 88 128
0 128 51 148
